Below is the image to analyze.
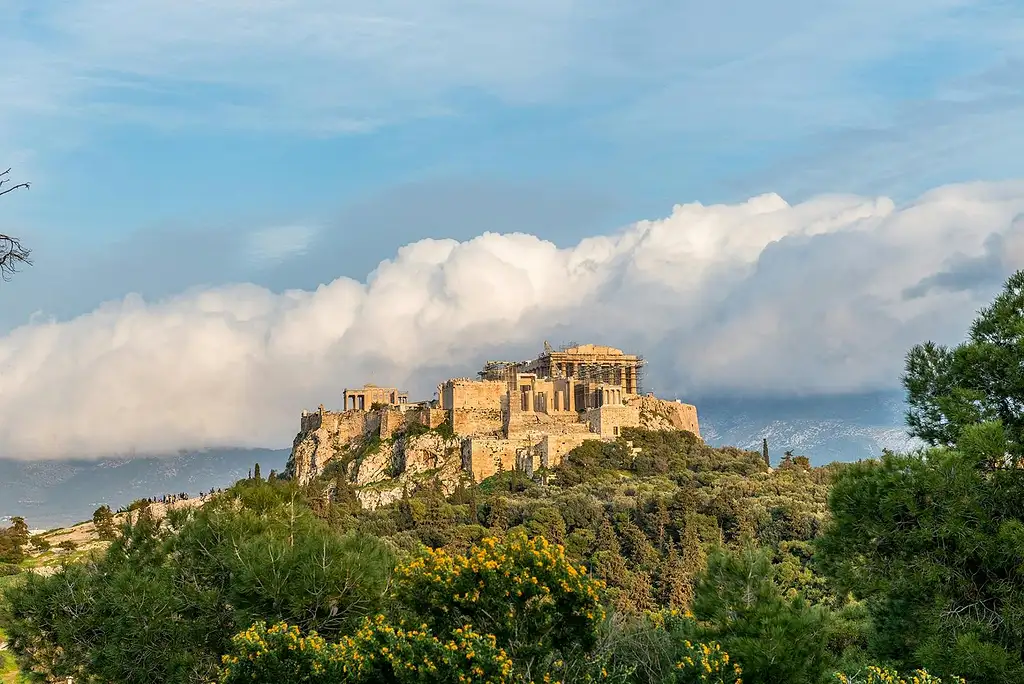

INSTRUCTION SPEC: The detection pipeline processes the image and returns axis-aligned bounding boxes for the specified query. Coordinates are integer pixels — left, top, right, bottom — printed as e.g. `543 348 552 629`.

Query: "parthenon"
479 342 645 395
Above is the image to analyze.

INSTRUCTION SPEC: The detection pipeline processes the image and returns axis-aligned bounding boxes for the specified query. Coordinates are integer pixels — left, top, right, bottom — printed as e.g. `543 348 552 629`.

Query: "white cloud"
1 179 1021 459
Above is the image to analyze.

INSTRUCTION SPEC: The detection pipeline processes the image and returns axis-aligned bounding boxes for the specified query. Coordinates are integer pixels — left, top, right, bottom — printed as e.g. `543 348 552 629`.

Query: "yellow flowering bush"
671 639 743 684
393 531 606 667
218 617 516 683
831 666 966 684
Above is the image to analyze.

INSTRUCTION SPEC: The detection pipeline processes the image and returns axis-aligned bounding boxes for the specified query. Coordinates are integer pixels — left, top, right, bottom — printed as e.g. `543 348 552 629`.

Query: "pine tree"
486 497 510 531
660 543 694 609
595 516 621 555
653 498 670 551
762 438 770 467
467 480 479 525
397 485 415 529
92 505 116 541
9 516 28 546
615 571 658 615
680 520 706 579
253 463 262 481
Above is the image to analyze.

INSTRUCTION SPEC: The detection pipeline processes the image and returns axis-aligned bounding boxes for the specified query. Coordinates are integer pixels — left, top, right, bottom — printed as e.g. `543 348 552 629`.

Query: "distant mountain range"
696 390 922 465
0 391 919 529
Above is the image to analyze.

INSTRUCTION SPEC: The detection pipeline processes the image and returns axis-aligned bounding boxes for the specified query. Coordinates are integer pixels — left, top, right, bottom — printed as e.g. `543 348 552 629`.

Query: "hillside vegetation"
1 270 1023 683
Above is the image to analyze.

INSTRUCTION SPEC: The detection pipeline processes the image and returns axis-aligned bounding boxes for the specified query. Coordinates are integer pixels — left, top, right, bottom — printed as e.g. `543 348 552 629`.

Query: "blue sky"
4 1 1022 250
1 0 1023 457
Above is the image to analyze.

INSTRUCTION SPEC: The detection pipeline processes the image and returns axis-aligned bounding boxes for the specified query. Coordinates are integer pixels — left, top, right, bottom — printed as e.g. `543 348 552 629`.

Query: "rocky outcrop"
628 395 701 438
352 432 463 509
286 404 465 510
285 410 376 484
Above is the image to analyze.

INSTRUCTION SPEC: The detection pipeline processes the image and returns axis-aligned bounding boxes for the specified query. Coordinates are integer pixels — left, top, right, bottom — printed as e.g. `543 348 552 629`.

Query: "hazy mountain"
696 390 921 465
0 448 289 529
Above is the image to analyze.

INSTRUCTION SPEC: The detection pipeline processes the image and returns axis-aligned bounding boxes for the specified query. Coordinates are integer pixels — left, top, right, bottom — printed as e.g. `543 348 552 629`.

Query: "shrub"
393 531 606 675
219 618 515 684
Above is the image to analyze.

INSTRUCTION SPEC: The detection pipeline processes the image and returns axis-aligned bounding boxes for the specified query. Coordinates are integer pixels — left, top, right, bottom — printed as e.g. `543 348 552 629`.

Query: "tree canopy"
904 269 1024 459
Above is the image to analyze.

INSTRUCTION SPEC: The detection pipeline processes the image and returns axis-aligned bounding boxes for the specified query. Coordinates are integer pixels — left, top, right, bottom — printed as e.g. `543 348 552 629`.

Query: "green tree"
1 480 394 684
92 504 116 540
903 269 1024 458
30 534 51 552
816 432 1024 683
691 544 831 684
0 517 28 564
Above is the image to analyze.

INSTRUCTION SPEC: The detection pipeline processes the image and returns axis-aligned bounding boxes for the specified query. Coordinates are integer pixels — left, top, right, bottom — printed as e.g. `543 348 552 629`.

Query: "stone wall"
537 434 595 469
584 404 641 439
378 408 408 440
505 409 591 440
372 406 453 441
462 437 519 481
423 408 448 429
441 379 506 410
451 407 504 437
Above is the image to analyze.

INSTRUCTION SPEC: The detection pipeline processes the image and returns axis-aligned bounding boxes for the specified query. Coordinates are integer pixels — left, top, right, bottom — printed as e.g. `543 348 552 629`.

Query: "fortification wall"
451 408 504 437
505 410 591 440
378 408 406 440
584 405 641 439
423 408 448 429
537 434 595 470
462 437 519 482
442 379 506 410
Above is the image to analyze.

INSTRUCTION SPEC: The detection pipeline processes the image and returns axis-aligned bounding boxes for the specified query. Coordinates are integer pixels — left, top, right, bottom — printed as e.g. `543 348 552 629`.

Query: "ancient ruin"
342 384 409 410
287 343 700 508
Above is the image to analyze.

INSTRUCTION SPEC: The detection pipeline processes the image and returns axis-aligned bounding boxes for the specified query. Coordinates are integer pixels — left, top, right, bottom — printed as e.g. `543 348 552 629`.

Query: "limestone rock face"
353 432 463 509
285 405 465 510
351 441 395 487
628 395 701 437
286 410 375 484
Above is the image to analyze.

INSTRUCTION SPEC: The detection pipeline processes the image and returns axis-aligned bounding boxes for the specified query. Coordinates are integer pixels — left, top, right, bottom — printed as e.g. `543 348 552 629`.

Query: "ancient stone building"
288 342 700 506
519 343 644 395
342 384 409 411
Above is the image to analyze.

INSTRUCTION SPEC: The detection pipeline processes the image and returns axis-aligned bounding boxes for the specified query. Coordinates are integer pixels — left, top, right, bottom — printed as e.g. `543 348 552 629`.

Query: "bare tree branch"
0 167 32 280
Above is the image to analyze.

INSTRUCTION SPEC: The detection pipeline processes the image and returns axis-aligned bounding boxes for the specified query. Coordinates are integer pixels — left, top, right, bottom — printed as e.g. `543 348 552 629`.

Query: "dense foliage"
904 269 1024 457
4 269 1024 683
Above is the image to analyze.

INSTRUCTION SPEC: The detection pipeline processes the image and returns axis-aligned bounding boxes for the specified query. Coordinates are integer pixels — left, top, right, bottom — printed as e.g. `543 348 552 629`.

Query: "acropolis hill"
285 343 700 508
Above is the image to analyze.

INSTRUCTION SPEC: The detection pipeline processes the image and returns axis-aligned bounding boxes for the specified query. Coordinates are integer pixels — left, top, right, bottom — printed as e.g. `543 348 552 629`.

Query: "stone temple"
289 342 700 503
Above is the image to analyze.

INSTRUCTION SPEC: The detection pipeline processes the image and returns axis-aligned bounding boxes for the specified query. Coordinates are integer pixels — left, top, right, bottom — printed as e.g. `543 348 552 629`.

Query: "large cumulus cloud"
2 180 1022 459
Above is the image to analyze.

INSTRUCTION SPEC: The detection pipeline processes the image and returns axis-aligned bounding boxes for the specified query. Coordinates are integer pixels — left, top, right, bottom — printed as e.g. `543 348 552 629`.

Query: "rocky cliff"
629 395 701 437
285 407 464 509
